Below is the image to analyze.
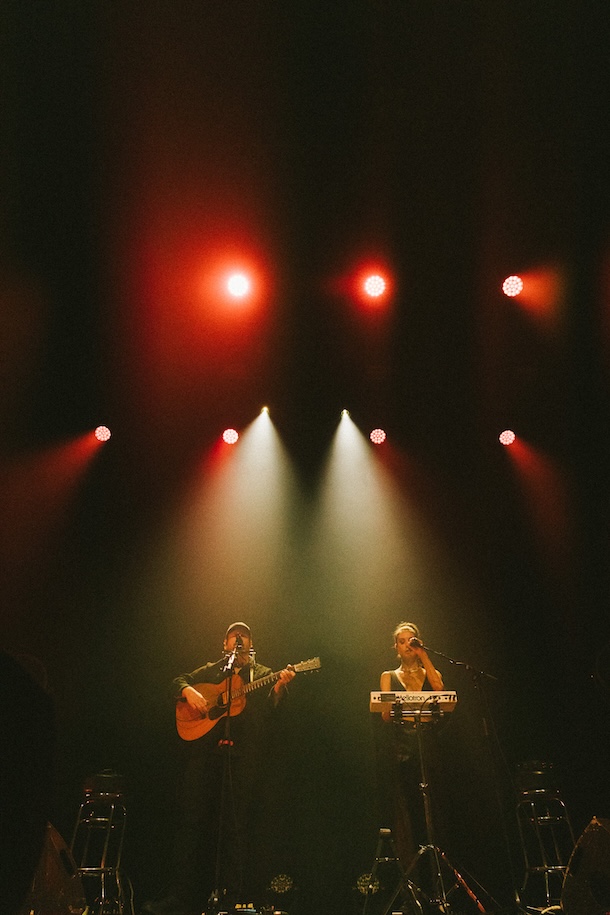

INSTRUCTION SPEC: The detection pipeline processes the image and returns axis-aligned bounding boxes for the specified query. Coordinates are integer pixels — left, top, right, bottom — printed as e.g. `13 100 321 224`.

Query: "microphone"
409 637 425 650
235 634 244 650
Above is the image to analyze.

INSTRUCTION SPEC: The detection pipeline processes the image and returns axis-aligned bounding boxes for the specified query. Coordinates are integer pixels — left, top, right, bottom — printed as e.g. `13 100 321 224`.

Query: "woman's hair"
392 621 420 644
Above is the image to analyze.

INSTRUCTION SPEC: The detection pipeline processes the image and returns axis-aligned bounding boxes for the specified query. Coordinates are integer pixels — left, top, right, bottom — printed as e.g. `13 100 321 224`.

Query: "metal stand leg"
362 828 423 915
404 844 492 914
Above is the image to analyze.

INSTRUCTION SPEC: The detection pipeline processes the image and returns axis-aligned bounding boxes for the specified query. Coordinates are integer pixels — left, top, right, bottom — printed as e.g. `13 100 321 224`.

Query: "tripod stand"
361 827 424 915
387 697 492 914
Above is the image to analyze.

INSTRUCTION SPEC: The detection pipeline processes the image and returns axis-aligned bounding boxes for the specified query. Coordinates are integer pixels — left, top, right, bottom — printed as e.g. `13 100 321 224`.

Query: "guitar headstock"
294 657 321 673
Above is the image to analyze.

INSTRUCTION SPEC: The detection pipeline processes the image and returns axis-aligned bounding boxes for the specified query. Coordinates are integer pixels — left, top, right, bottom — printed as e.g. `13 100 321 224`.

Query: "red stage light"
222 429 239 444
364 274 387 298
370 428 387 444
226 272 251 298
94 426 111 442
344 264 393 308
502 275 524 297
499 430 516 445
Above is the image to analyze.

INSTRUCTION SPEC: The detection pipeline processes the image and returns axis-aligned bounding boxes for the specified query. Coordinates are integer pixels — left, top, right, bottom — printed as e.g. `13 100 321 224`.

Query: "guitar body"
175 657 320 741
175 676 247 741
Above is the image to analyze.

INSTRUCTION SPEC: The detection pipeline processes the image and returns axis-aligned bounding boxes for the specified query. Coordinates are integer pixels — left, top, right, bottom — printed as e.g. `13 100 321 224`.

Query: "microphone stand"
413 642 497 685
418 644 525 914
211 642 244 914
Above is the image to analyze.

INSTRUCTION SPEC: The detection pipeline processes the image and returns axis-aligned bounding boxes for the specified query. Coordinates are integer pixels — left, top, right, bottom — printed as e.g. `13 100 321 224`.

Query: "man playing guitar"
142 622 295 915
175 623 296 741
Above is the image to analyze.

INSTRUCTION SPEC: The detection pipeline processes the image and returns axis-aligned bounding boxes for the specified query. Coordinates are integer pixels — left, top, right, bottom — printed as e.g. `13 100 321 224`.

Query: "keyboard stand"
406 702 492 913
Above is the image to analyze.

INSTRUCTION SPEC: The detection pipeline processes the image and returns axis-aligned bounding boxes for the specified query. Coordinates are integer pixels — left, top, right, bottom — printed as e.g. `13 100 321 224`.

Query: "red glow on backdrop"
504 438 574 595
0 434 100 580
201 256 267 313
222 428 239 444
499 429 516 445
121 221 277 445
501 267 564 329
196 436 233 475
370 428 387 444
515 267 564 328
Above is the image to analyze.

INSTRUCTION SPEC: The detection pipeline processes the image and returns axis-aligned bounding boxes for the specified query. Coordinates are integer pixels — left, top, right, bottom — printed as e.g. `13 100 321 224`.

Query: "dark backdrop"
2 2 609 913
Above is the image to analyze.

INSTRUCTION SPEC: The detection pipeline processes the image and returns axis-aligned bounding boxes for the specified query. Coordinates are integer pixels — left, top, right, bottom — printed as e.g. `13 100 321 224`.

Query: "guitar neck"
223 658 320 705
232 670 282 701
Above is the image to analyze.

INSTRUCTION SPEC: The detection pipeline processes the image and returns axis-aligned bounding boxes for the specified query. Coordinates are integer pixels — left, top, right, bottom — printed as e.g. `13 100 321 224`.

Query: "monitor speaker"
561 816 610 915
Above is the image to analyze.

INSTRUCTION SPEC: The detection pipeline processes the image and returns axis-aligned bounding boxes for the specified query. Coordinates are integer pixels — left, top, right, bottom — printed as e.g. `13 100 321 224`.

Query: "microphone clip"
222 647 238 673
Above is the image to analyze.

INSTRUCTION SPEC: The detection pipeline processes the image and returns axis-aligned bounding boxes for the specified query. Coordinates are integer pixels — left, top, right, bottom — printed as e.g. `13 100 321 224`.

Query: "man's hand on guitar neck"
182 685 208 714
273 665 296 695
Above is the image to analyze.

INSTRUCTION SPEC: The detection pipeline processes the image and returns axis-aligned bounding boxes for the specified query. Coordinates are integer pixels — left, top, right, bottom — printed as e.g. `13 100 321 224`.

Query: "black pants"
170 741 258 910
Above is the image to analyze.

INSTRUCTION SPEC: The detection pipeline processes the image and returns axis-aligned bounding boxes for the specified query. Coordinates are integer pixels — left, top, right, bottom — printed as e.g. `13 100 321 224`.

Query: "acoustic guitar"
175 657 321 740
